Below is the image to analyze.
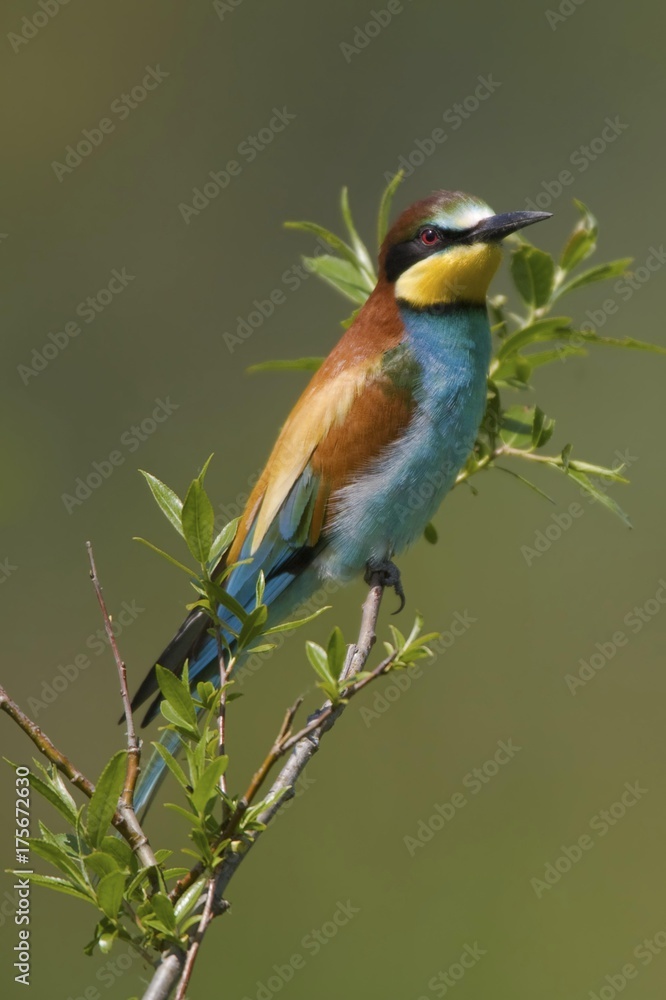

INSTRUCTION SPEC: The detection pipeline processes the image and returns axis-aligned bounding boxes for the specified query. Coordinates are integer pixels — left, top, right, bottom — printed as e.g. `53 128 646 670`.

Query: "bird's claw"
364 560 406 614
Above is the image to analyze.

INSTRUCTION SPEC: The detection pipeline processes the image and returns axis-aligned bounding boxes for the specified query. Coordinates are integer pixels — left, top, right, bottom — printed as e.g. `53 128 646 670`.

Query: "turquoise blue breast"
322 304 492 580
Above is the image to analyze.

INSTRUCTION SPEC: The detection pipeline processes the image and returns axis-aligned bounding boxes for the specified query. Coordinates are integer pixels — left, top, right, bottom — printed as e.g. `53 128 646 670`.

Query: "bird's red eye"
420 228 439 246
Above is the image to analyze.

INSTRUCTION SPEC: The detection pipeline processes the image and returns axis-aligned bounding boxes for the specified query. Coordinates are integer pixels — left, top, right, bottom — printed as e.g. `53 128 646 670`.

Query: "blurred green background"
1 0 665 997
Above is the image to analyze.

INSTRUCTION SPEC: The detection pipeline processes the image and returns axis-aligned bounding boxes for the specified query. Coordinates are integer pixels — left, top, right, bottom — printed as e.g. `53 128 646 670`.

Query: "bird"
130 190 551 814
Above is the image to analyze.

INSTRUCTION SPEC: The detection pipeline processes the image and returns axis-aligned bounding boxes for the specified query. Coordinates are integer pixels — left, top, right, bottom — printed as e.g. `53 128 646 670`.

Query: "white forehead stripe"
441 201 494 230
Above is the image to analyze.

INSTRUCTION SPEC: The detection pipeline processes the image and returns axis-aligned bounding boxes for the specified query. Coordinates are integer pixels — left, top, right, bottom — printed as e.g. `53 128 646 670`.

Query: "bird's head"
381 190 551 308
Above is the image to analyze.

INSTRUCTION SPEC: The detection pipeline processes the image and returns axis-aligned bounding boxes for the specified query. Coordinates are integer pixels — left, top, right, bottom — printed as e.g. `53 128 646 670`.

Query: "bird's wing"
132 293 415 720
225 345 417 573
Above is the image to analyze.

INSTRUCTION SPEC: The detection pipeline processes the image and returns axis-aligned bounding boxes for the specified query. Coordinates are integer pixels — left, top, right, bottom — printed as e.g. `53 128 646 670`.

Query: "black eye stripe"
416 225 472 242
385 223 476 282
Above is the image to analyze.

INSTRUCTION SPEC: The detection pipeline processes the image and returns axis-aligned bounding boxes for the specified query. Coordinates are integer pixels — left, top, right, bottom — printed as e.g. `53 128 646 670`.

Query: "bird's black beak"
468 211 552 243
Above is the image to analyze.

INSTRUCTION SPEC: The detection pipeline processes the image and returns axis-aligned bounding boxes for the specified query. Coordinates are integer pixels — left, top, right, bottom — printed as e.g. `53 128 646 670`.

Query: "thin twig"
86 541 140 806
173 879 221 1000
0 685 95 798
86 541 159 874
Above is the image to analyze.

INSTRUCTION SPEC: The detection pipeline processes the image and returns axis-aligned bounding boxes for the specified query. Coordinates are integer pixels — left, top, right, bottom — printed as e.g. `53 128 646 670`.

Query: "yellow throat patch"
395 243 502 307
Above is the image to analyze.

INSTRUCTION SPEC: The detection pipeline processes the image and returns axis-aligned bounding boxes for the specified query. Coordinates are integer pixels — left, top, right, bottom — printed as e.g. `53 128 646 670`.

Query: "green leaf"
284 221 360 270
16 872 94 903
28 768 78 826
100 836 135 869
377 170 404 248
208 517 240 569
306 640 336 687
424 522 438 544
566 459 628 482
564 468 632 527
85 851 122 879
197 454 214 484
340 307 361 330
531 406 555 448
340 186 375 281
201 580 249 627
163 802 200 824
263 604 330 635
139 471 184 537
86 751 126 849
500 406 536 450
182 478 215 565
302 255 370 304
140 892 178 935
96 870 126 919
327 627 347 675
237 604 268 649
174 879 207 923
246 357 324 375
255 570 266 607
495 317 573 361
155 665 198 731
559 200 598 271
133 537 195 577
510 245 555 308
569 331 666 355
151 742 189 790
159 701 199 738
555 258 632 299
493 465 555 504
191 756 229 813
29 839 88 886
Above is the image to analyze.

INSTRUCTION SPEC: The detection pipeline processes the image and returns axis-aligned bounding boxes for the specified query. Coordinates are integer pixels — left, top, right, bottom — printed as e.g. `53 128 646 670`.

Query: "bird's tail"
130 605 226 818
130 552 319 818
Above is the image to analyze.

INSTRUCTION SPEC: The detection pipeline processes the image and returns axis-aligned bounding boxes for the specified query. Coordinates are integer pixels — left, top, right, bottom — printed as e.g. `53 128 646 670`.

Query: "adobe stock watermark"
359 609 477 728
524 116 629 212
0 558 18 585
240 900 359 1000
383 74 501 182
26 600 145 717
565 578 666 695
339 0 406 62
416 943 487 999
61 397 180 513
8 0 74 54
404 739 522 856
212 0 244 19
178 107 296 225
222 235 333 353
62 942 147 1000
545 0 588 31
382 445 474 528
18 267 136 385
588 926 666 1000
530 780 647 898
557 245 666 360
51 66 169 182
520 448 638 566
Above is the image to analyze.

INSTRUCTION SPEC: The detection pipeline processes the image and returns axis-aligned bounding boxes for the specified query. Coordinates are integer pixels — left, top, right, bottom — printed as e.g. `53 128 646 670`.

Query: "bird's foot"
364 559 406 615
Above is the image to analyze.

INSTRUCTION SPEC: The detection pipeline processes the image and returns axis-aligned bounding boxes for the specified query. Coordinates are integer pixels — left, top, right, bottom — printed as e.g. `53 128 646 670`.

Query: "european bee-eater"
131 190 550 813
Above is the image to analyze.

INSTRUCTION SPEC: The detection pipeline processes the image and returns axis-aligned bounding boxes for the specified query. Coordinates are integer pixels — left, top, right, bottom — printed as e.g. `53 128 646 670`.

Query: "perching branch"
142 575 388 1000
